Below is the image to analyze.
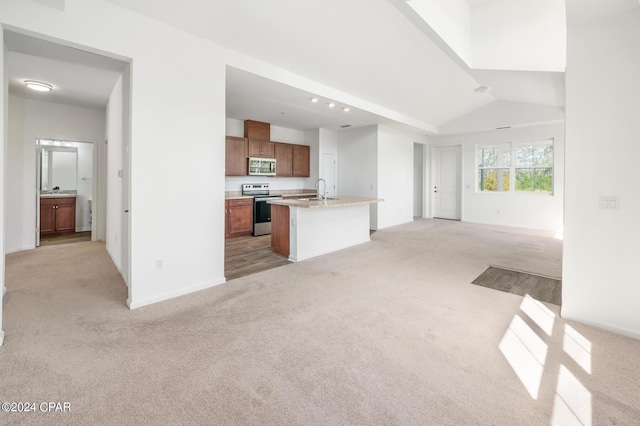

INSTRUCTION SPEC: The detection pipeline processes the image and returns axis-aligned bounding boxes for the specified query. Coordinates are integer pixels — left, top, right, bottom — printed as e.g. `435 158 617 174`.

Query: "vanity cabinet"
274 142 310 177
226 136 248 176
40 197 76 236
225 198 253 239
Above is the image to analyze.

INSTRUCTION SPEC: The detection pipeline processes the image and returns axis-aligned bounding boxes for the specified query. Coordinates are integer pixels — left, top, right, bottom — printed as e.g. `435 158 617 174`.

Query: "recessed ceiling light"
25 80 53 92
343 107 350 112
474 85 490 93
328 102 335 108
310 97 318 103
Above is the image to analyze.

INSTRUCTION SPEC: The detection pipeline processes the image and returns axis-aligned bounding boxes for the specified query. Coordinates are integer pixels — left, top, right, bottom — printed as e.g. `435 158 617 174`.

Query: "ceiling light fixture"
328 102 335 108
343 107 350 112
310 97 318 103
474 85 490 94
25 80 53 92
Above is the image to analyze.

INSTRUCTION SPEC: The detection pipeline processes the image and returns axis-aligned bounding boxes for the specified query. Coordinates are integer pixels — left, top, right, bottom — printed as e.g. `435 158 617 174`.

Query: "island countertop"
268 196 382 209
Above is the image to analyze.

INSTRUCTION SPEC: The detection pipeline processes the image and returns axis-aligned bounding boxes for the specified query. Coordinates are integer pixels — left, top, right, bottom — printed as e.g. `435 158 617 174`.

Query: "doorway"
321 153 337 198
413 143 424 218
432 145 461 220
36 138 94 247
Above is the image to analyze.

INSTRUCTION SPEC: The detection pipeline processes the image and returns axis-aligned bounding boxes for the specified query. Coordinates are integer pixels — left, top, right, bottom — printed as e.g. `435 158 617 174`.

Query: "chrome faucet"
315 178 327 200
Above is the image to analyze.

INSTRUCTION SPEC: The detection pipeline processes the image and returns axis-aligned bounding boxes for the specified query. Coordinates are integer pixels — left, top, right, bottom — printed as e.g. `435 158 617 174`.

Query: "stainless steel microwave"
248 157 276 176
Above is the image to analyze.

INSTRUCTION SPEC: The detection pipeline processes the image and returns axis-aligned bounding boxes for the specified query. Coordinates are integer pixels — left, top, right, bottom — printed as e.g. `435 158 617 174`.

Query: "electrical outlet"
599 196 620 210
156 258 164 270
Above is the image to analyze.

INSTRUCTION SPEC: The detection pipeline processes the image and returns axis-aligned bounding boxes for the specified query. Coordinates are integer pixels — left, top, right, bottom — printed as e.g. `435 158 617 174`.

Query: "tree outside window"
477 140 553 194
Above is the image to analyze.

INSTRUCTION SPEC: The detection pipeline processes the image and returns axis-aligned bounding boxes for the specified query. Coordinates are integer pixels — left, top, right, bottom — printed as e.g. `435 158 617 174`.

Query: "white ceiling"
105 0 494 131
5 31 126 110
5 0 575 134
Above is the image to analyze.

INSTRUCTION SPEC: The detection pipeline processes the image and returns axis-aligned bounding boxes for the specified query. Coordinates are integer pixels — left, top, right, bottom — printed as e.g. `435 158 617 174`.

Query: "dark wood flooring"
39 231 92 246
225 235 291 281
472 266 562 305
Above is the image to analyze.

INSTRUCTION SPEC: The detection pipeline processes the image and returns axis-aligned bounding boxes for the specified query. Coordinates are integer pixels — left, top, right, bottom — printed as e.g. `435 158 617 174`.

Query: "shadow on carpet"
472 266 562 306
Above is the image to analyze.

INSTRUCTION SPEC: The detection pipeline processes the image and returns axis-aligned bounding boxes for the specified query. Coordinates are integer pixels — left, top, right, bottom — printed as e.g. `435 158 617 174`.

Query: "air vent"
340 124 352 128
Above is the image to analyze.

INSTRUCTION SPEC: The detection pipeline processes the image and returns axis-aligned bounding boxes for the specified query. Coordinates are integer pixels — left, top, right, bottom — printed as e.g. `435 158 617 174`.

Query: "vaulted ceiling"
7 0 580 134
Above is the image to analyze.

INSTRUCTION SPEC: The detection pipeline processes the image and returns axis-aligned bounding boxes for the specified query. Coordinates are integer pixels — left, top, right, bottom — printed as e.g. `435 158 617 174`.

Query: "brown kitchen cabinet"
225 198 254 239
270 204 290 258
248 139 274 158
244 120 270 141
225 136 248 176
274 142 310 177
40 197 76 236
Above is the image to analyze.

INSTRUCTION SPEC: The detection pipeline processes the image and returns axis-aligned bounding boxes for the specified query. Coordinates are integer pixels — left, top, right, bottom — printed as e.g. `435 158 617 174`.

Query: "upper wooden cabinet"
274 142 293 177
248 139 275 158
244 120 270 141
225 136 248 176
274 142 310 177
293 144 310 177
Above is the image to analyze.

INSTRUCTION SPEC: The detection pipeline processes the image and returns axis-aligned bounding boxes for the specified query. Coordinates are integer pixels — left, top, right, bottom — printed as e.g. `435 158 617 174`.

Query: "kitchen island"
268 197 381 262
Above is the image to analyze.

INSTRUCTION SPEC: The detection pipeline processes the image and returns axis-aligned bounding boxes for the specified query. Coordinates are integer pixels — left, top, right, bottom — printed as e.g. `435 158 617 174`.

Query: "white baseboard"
127 277 227 309
5 245 34 254
561 314 640 341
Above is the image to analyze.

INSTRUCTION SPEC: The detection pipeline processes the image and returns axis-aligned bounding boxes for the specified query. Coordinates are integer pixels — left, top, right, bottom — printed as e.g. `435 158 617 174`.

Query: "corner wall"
1 29 6 346
5 96 106 253
563 9 640 339
429 123 564 232
106 74 123 272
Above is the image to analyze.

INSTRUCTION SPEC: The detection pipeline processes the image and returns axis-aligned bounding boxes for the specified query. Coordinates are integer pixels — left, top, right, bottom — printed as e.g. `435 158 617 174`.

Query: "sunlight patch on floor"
563 324 592 374
499 315 548 399
551 365 592 426
520 294 556 336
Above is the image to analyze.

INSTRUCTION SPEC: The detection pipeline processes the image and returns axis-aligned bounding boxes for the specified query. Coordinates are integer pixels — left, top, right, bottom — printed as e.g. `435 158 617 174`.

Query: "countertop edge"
268 197 383 209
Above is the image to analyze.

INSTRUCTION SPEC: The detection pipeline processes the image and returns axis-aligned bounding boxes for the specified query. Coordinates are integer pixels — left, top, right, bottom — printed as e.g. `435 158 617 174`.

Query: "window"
477 140 553 194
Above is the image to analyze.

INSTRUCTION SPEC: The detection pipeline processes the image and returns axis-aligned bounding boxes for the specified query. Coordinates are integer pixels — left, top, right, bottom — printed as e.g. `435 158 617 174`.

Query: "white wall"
1 0 227 309
563 9 640 339
76 141 93 232
377 125 418 229
106 74 123 271
337 126 379 228
318 128 338 197
1 32 7 346
6 96 25 252
413 143 424 217
5 96 105 253
429 123 564 232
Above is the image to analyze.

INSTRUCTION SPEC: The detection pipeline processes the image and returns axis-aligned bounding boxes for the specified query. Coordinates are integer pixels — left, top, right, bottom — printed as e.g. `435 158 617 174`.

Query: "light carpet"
1 219 639 425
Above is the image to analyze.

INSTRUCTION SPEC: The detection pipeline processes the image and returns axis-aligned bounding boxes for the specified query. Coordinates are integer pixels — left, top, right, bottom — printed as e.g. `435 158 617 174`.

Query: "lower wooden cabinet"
40 197 76 236
225 198 254 239
270 204 290 258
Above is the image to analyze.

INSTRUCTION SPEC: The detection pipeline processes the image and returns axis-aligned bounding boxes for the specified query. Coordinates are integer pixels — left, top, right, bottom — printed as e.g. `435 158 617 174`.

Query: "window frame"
476 139 554 195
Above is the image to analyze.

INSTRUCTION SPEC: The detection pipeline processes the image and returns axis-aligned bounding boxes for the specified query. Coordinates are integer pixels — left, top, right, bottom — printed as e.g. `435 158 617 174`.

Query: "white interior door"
433 145 461 220
321 153 337 198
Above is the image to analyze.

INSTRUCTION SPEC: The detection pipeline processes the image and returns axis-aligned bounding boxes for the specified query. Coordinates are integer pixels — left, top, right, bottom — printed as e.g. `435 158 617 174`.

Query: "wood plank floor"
225 235 291 281
39 231 92 246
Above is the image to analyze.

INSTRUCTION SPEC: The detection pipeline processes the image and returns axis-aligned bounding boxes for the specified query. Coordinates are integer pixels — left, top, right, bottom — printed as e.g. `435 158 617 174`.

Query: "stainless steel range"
242 183 282 236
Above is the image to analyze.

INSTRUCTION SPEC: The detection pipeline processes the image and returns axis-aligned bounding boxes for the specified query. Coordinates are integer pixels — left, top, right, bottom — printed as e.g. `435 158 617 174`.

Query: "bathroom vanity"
40 195 76 236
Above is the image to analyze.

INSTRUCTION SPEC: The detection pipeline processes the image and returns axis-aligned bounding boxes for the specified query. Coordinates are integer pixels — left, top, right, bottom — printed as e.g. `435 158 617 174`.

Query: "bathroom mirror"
38 145 78 190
